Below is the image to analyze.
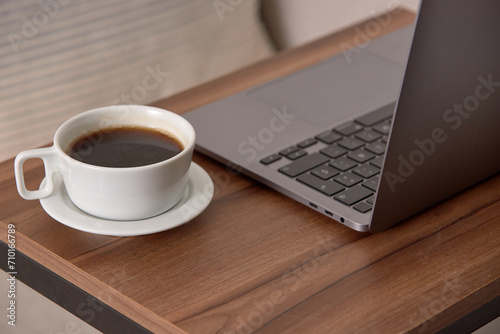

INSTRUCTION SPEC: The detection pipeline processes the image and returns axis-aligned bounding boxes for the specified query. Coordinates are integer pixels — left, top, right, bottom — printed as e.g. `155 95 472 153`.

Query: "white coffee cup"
14 105 195 221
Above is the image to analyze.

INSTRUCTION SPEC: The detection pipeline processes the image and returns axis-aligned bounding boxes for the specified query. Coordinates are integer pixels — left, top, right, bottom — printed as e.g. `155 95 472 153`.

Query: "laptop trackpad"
248 51 405 127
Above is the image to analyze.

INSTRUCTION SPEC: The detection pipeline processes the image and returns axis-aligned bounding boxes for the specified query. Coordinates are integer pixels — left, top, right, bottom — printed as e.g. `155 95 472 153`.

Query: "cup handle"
14 146 59 200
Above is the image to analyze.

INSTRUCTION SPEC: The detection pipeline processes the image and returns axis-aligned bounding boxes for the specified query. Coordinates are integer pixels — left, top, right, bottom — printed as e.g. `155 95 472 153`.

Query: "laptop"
184 0 500 233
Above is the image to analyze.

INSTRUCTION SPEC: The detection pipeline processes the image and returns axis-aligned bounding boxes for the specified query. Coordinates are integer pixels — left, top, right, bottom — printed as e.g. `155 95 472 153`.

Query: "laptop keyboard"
260 104 394 214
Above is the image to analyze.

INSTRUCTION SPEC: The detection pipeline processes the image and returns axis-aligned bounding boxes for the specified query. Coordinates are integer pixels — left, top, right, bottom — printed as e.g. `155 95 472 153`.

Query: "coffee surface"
68 126 183 167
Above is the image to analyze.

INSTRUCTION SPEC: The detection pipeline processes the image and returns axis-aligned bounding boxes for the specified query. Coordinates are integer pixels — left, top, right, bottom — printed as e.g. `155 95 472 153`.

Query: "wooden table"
1 9 499 334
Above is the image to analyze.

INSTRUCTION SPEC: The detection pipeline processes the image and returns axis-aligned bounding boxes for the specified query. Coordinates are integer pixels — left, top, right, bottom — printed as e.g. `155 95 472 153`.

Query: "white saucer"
39 162 214 237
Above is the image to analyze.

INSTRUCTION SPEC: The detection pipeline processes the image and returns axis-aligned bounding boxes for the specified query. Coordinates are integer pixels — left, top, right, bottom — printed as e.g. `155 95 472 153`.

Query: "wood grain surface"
1 9 499 334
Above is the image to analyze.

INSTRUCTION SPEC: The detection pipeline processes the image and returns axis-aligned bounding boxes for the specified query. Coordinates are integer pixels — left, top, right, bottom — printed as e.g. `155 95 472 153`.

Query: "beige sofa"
262 0 419 49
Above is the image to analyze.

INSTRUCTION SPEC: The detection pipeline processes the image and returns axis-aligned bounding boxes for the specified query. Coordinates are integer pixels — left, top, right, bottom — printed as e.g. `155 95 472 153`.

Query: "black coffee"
68 126 183 167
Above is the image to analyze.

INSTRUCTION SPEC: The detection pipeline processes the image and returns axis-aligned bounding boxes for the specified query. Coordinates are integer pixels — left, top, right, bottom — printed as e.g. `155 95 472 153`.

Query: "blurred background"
0 0 418 162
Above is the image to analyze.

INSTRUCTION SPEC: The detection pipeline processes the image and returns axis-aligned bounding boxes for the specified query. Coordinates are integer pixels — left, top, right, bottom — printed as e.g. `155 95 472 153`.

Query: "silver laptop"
184 0 500 232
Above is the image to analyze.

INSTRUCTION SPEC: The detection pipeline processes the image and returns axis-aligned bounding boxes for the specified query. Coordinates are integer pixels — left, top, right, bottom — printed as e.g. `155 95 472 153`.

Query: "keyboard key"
372 121 391 135
355 102 395 126
315 130 342 144
365 141 386 155
338 137 365 150
320 144 347 159
347 149 375 163
334 186 373 206
287 149 307 160
279 153 329 177
366 196 375 205
369 155 385 168
381 136 388 144
334 121 363 136
334 172 363 187
352 163 380 178
297 138 318 148
329 156 357 171
260 154 281 165
353 201 372 213
297 174 344 196
279 146 299 156
361 176 379 192
355 129 382 143
311 164 340 180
